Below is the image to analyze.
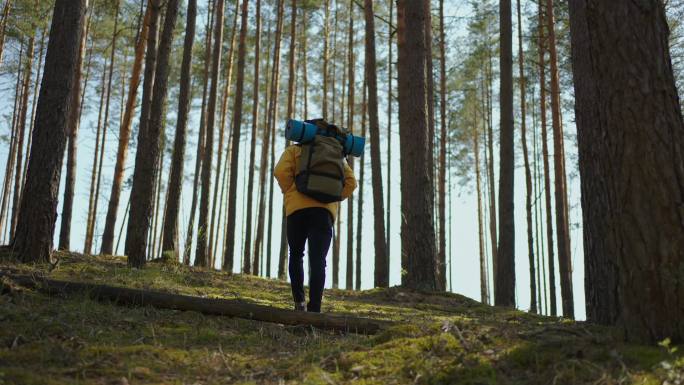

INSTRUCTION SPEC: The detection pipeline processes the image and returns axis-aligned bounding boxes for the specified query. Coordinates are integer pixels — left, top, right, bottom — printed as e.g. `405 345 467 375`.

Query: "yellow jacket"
274 145 357 220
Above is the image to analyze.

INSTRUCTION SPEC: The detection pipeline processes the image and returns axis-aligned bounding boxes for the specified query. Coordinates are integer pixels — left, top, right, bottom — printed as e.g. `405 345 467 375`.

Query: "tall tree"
160 0 197 260
386 0 393 263
569 0 684 343
125 0 180 267
196 0 226 267
518 0 536 313
10 0 87 262
223 0 250 271
58 10 90 251
101 4 154 255
355 80 367 291
277 0 297 280
538 0 557 316
345 0 355 290
438 0 447 292
255 0 284 278
0 0 11 70
397 0 438 291
496 0 515 307
363 0 388 288
545 0 573 319
245 0 261 275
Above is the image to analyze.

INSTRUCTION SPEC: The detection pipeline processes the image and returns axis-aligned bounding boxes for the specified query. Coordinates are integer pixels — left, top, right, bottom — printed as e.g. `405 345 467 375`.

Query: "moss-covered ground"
0 252 681 384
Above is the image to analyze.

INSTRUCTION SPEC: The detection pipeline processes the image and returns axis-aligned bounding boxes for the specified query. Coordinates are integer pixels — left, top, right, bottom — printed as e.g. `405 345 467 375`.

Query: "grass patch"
0 252 679 384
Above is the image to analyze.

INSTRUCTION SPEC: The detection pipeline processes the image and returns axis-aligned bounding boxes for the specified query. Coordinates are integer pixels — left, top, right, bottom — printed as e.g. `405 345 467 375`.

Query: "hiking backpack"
295 120 346 203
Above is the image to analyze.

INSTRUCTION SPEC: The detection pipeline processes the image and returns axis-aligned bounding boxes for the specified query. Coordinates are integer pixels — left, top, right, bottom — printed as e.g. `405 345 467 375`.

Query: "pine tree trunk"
24 30 46 191
277 0 297 280
183 0 215 265
125 0 180 268
345 0 355 291
0 44 22 242
438 0 447 292
196 0 226 267
397 0 438 291
245 0 261 275
495 0 515 307
518 0 536 314
386 0 393 265
569 0 684 343
362 0 388 288
160 0 197 260
59 13 90 251
537 0 557 316
0 0 11 70
208 4 239 268
256 0 284 279
9 35 35 239
322 0 330 119
484 55 498 287
223 0 250 271
545 0 573 319
474 123 488 304
355 80 367 291
101 4 153 255
10 0 87 263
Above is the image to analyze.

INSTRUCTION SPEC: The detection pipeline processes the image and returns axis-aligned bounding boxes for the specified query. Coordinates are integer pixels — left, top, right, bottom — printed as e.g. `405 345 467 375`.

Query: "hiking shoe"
294 302 306 311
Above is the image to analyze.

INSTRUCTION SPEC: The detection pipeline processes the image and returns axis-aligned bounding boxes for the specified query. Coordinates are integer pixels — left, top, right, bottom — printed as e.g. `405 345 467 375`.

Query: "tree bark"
397 0 438 291
196 0 226 267
438 0 447 292
101 4 153 255
569 0 684 343
537 0 557 316
362 0 388 288
160 0 197 261
322 0 330 119
346 0 355 291
59 13 90 251
0 0 11 71
518 0 536 314
495 0 515 307
223 0 250 271
183 0 215 266
11 0 87 263
244 0 261 275
355 80 367 291
125 0 179 268
545 0 573 319
256 0 284 279
277 0 297 280
386 0 393 265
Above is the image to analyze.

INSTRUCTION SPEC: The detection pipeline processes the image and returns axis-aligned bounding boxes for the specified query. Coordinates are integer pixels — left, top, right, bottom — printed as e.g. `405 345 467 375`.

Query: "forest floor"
0 252 682 385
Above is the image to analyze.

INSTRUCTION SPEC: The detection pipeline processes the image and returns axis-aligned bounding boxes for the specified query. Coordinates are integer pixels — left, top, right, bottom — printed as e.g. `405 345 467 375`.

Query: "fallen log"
1 272 392 334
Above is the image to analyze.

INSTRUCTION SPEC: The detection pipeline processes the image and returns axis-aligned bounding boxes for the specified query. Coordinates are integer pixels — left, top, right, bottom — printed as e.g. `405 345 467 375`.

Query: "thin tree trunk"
10 0 87 263
24 30 46 191
538 0 557 316
245 0 261 275
362 0 388 288
183 0 215 265
0 0 11 70
208 4 239 268
518 0 536 313
125 0 180 267
84 60 108 254
101 4 153 255
346 0 355 290
277 0 297 280
438 0 447 292
160 0 197 260
255 0 284 279
9 35 35 239
322 0 330 119
196 0 226 267
355 80 367 291
484 53 498 288
397 0 438 291
59 14 90 251
386 0 393 265
546 0 573 319
223 0 250 271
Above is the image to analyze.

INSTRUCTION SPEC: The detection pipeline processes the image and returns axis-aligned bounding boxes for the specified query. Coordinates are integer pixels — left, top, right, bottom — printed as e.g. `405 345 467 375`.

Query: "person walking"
274 120 357 312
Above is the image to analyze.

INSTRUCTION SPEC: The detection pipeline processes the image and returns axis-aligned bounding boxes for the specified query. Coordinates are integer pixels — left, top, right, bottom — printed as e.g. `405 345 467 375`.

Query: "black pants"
287 207 333 312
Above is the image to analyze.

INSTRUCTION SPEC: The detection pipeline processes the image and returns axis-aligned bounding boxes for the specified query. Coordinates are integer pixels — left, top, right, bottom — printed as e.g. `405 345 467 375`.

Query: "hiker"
274 119 357 313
